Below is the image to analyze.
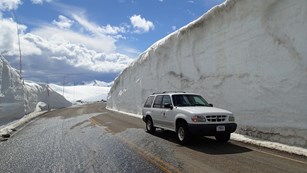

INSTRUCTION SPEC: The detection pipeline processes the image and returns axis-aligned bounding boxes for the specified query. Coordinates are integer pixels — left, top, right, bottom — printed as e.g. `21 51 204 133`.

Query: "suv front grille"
206 115 227 122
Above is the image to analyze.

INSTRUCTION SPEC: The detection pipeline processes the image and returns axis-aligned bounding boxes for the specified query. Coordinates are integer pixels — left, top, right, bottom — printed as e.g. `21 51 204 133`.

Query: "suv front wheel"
145 117 156 134
176 122 190 145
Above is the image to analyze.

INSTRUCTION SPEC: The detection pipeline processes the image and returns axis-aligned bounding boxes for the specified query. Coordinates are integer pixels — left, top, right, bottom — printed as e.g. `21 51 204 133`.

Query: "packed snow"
107 0 307 148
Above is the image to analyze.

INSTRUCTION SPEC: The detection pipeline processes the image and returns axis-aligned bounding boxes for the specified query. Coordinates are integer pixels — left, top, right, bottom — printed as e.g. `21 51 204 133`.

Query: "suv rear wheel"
145 117 156 134
176 122 190 145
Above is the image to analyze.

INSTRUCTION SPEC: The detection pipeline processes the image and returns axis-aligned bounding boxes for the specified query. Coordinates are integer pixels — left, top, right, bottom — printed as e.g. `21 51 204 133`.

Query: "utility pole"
12 12 26 116
63 76 66 97
13 12 22 80
47 77 50 111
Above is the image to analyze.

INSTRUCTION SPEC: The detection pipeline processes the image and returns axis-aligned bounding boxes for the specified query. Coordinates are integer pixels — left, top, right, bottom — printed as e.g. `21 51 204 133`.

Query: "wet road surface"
0 102 306 173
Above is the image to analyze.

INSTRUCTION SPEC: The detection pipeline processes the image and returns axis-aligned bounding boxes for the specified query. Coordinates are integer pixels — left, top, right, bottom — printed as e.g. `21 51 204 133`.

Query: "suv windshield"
172 94 209 107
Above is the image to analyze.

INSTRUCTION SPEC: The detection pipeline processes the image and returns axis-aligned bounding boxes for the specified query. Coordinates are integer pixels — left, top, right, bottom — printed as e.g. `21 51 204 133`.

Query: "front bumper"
188 123 237 136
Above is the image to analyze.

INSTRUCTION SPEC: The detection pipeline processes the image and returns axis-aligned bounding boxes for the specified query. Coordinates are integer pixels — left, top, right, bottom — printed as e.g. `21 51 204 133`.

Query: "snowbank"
107 0 307 148
0 57 71 126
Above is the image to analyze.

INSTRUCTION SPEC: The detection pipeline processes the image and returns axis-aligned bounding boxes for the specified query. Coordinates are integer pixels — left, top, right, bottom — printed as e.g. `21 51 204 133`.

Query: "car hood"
175 106 232 115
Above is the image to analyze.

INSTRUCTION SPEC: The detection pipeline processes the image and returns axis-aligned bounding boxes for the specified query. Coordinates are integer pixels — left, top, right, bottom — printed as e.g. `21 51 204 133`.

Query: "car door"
151 95 164 127
161 95 174 130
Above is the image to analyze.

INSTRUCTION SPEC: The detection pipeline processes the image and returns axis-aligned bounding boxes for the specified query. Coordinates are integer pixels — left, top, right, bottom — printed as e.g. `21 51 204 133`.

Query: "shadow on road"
153 129 252 155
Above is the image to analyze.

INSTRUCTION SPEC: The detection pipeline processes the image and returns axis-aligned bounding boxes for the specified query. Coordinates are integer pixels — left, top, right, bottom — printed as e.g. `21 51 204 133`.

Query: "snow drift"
107 0 307 148
0 57 71 126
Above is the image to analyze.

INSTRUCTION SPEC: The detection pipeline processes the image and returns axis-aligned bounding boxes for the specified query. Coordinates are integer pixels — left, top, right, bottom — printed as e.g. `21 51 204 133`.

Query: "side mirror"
208 103 213 107
164 103 173 110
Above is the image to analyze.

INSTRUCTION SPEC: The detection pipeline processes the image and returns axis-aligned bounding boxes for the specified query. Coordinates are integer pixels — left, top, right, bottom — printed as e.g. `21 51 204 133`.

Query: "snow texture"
107 0 307 148
0 57 71 126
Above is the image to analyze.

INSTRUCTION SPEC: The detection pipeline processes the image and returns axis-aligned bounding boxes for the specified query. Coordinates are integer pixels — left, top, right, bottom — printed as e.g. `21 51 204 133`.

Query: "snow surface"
49 84 110 103
0 56 71 126
107 0 307 148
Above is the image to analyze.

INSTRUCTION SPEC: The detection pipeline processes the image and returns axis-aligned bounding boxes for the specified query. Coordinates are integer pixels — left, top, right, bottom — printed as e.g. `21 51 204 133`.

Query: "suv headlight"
191 115 206 122
229 115 235 122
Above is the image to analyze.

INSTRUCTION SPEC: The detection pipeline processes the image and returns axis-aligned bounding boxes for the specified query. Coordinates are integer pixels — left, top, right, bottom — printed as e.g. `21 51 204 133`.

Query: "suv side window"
144 96 154 108
162 95 171 108
153 95 163 108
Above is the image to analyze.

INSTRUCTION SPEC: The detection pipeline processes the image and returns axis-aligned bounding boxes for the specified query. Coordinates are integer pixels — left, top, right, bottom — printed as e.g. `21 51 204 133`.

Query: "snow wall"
0 57 72 126
107 0 307 148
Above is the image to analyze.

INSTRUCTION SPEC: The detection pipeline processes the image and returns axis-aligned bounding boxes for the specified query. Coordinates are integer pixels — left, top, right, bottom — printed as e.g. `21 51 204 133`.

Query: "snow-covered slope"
82 80 113 87
50 84 110 103
24 81 72 112
107 0 307 148
0 57 71 126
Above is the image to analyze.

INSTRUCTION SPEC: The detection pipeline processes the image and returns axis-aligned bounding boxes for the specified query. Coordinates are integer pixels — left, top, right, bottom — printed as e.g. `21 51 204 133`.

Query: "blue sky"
0 0 224 84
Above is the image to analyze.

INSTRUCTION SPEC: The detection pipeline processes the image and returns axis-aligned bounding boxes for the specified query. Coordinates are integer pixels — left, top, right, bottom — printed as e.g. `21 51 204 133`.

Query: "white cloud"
22 33 134 73
0 4 139 83
32 25 116 53
50 3 129 40
172 26 177 31
52 15 74 29
130 14 154 33
101 24 126 35
0 17 37 56
0 0 22 11
31 0 52 5
0 15 135 84
71 13 127 37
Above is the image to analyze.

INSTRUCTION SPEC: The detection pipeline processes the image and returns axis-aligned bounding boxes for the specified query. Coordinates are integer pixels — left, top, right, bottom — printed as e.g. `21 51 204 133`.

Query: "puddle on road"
90 113 143 134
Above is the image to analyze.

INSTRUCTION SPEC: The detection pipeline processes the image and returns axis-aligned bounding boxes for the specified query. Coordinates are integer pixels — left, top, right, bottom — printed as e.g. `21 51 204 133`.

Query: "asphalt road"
0 102 306 173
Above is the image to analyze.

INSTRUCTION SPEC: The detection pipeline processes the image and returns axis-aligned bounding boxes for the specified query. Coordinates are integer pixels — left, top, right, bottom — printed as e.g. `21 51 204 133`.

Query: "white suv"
142 92 237 144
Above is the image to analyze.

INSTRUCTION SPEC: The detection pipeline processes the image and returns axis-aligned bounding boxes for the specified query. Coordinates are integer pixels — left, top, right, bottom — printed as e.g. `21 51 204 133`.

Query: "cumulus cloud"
31 0 52 5
32 25 116 53
52 15 74 29
0 0 22 11
0 17 36 56
130 14 154 33
72 13 126 37
0 15 135 84
0 2 141 83
21 33 133 73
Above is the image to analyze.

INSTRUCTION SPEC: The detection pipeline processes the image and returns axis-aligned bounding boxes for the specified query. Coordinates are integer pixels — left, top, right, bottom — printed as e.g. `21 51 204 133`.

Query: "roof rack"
152 91 186 95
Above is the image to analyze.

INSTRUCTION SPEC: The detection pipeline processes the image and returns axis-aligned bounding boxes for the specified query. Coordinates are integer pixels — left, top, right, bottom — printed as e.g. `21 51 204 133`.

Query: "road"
0 102 306 173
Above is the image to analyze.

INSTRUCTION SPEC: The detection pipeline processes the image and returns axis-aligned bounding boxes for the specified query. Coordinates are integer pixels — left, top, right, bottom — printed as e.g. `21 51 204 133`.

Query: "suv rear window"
153 95 163 108
144 96 155 108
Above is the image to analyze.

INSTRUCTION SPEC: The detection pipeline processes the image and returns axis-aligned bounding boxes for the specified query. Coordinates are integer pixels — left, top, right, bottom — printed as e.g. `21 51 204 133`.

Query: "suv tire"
145 117 156 134
215 133 230 143
176 122 190 145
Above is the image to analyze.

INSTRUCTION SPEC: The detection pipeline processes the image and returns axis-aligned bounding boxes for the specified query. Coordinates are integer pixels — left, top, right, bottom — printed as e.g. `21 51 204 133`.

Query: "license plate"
216 125 225 132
